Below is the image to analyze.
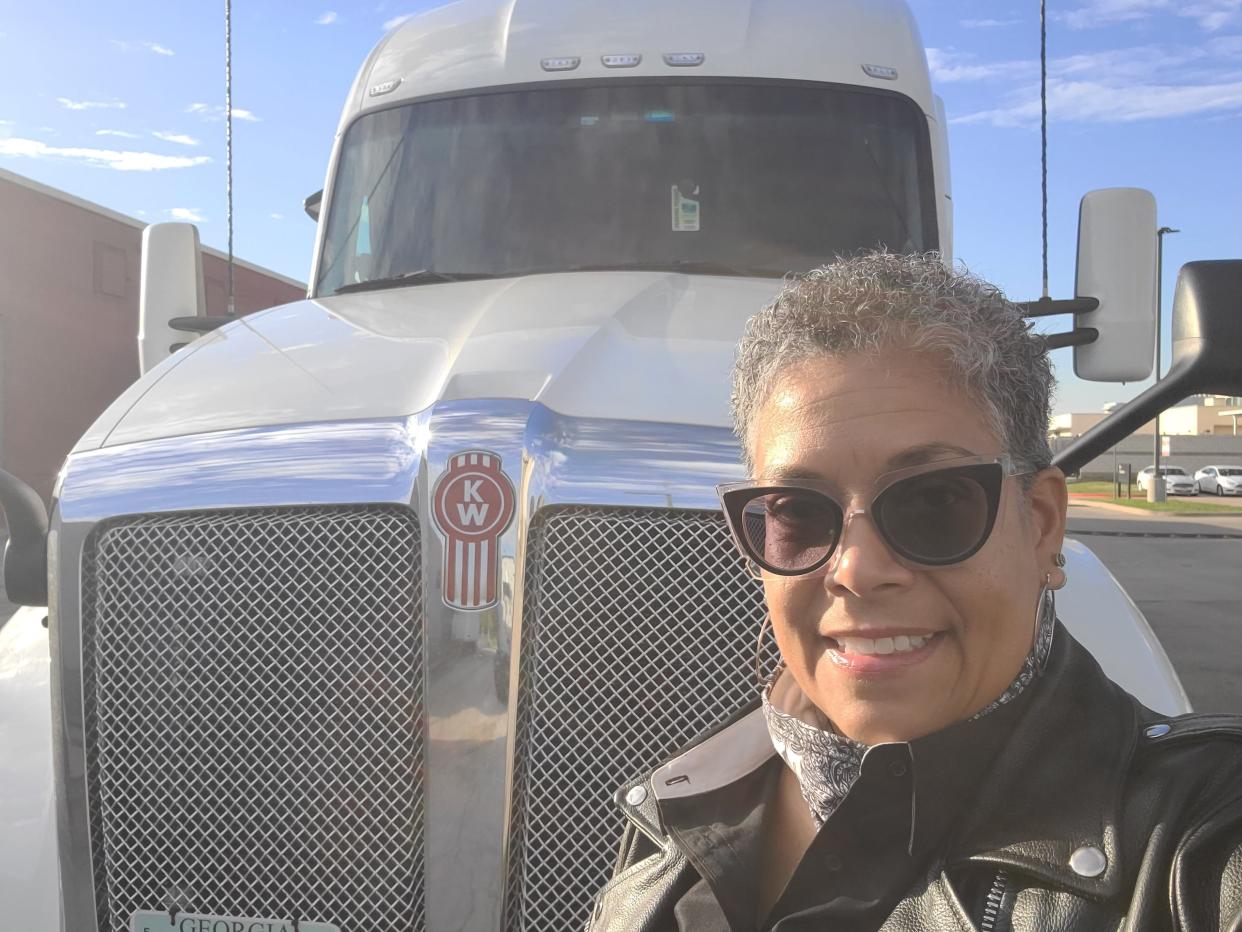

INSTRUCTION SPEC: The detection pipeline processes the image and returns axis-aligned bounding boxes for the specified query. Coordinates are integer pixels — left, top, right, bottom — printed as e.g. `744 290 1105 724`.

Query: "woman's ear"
1026 466 1069 588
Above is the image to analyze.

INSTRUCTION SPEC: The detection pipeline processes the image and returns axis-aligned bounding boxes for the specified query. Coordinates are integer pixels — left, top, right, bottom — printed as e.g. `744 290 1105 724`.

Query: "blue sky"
2 0 1240 414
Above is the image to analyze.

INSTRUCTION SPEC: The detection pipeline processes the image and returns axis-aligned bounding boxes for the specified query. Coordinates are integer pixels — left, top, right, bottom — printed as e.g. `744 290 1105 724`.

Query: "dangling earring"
1033 575 1055 675
754 614 775 686
1033 553 1065 675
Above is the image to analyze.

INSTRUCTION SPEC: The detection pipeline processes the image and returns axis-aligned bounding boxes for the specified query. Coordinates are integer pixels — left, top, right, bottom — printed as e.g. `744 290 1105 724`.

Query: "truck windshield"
316 81 936 295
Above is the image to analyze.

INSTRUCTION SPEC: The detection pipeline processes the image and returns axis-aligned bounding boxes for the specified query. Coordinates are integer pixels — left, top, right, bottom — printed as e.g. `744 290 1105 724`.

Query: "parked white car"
1196 464 1242 495
1137 465 1199 495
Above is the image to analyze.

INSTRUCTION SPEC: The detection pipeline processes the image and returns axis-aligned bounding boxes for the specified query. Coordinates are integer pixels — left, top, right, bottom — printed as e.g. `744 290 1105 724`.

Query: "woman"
586 253 1242 931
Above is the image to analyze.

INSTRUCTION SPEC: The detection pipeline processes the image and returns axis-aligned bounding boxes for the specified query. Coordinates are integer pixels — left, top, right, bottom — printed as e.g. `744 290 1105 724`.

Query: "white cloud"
926 48 1034 83
942 33 1242 125
169 207 206 221
134 209 148 216
0 136 212 171
96 128 140 138
57 97 126 111
186 103 260 122
316 11 339 24
953 77 1242 125
270 212 285 220
383 13 415 30
111 39 175 55
961 18 1022 28
1057 0 1242 31
153 131 201 146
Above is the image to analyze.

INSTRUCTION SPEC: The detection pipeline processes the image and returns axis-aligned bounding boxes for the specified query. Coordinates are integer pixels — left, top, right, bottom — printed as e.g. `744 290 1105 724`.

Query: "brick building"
0 167 306 502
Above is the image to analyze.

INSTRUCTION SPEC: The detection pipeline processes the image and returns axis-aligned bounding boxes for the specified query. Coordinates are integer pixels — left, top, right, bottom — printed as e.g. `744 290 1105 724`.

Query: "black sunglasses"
717 455 1029 577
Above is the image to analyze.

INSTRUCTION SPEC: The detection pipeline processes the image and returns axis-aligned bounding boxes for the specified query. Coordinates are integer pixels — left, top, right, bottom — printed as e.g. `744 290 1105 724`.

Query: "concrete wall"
1053 434 1242 480
0 169 306 502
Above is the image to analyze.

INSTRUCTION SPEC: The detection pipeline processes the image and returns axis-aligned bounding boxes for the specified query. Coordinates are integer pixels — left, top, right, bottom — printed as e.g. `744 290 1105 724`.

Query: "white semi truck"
5 2 1241 930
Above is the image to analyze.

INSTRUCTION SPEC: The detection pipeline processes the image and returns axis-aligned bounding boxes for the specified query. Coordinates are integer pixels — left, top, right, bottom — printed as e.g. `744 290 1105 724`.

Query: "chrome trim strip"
58 418 426 523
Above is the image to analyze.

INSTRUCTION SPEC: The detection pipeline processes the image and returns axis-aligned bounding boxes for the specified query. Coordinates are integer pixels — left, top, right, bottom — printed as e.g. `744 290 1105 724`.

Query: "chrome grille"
81 506 425 932
503 506 769 932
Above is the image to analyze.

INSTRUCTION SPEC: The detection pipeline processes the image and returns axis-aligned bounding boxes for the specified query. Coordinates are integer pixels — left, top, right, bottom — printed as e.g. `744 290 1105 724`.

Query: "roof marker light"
541 56 581 72
663 52 706 67
602 53 642 68
368 78 402 97
862 64 899 80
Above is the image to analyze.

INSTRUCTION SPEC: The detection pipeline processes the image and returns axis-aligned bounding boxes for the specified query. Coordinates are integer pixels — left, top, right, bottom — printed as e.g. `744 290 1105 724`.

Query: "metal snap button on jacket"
625 785 648 806
1145 723 1171 738
1069 845 1107 878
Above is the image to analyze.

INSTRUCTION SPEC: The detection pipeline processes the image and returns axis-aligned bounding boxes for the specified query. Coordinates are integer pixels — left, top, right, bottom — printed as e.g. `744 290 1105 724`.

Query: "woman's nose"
826 511 916 596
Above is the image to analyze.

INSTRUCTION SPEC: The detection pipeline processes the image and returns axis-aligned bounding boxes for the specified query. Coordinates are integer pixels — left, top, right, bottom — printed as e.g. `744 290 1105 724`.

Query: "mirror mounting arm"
1053 359 1194 476
1043 327 1099 351
1017 296 1100 318
169 316 234 334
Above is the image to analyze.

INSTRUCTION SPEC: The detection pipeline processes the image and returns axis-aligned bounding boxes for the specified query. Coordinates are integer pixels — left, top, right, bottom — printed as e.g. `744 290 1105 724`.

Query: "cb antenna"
1040 0 1049 298
1017 0 1102 350
223 0 234 318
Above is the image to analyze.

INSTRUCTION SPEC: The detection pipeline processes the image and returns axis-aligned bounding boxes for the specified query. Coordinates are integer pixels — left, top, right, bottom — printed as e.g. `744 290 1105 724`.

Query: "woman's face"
752 350 1067 745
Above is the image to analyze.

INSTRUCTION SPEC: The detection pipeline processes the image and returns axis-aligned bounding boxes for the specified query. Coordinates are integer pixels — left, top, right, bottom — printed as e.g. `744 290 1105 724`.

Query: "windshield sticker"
431 451 516 611
671 183 700 232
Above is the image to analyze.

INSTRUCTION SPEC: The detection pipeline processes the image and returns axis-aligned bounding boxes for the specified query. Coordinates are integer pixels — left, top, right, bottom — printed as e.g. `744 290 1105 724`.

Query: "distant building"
1050 395 1242 440
0 167 306 502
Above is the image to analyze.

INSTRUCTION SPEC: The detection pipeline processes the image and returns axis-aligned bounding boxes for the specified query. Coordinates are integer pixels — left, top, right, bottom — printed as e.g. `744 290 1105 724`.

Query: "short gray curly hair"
731 252 1054 484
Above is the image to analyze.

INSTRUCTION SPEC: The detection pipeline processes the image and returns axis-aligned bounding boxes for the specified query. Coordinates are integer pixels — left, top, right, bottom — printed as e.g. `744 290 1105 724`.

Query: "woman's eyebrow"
761 444 980 481
883 443 979 470
763 465 829 481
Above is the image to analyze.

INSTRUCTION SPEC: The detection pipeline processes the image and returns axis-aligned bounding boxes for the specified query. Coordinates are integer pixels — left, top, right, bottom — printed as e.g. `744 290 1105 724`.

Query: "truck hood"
80 272 783 451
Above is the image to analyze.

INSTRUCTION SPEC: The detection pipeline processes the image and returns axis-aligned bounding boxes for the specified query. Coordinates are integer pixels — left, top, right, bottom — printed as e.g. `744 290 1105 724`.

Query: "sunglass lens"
875 471 991 563
740 491 841 573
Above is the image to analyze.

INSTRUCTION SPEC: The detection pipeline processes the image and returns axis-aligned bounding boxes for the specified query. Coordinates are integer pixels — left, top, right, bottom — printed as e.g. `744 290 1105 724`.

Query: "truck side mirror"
304 189 323 222
1054 259 1242 474
139 223 206 377
0 469 48 606
1073 188 1158 383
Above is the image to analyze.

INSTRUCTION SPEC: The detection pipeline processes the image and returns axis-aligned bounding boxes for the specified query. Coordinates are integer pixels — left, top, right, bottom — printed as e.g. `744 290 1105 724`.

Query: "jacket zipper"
979 868 1009 932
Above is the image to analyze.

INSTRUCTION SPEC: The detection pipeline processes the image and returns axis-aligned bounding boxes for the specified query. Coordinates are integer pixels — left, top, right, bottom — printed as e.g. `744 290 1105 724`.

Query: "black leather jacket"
586 626 1242 931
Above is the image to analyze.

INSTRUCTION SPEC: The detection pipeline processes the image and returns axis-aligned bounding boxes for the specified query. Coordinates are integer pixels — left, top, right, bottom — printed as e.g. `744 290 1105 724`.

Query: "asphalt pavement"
1066 502 1242 713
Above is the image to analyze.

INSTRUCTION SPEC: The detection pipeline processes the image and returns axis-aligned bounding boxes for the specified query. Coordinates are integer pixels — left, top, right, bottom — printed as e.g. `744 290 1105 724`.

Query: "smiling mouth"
824 632 944 671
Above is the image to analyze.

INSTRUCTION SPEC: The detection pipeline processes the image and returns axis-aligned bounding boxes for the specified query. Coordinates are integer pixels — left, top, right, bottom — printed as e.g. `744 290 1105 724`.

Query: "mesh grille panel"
81 506 425 932
504 506 770 932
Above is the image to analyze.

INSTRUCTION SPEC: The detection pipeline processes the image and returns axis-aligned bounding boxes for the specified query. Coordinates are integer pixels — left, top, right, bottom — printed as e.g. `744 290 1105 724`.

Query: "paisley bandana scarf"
762 596 1057 827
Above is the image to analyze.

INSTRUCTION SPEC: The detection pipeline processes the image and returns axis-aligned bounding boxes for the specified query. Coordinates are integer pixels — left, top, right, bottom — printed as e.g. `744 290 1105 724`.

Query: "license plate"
131 911 340 932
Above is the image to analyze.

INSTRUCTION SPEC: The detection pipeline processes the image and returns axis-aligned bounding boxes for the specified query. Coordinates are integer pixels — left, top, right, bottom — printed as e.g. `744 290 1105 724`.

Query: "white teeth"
833 633 935 655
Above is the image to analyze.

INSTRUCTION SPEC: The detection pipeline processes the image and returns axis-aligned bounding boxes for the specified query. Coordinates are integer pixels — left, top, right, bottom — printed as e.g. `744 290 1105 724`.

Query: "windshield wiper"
331 270 497 295
564 260 779 278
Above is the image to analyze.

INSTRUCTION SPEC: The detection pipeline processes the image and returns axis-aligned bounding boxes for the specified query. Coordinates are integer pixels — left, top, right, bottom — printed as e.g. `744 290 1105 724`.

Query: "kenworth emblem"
431 450 517 610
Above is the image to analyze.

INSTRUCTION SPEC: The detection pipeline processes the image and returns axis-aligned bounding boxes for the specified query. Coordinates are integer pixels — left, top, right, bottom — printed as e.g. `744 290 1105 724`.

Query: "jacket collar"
617 623 1149 900
948 624 1142 898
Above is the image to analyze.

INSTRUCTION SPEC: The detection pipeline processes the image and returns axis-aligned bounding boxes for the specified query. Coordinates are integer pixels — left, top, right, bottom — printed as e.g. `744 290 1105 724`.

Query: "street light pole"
1150 225 1180 503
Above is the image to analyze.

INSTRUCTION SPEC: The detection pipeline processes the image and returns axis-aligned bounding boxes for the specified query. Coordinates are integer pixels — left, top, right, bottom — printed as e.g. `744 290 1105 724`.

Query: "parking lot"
1065 504 1242 712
